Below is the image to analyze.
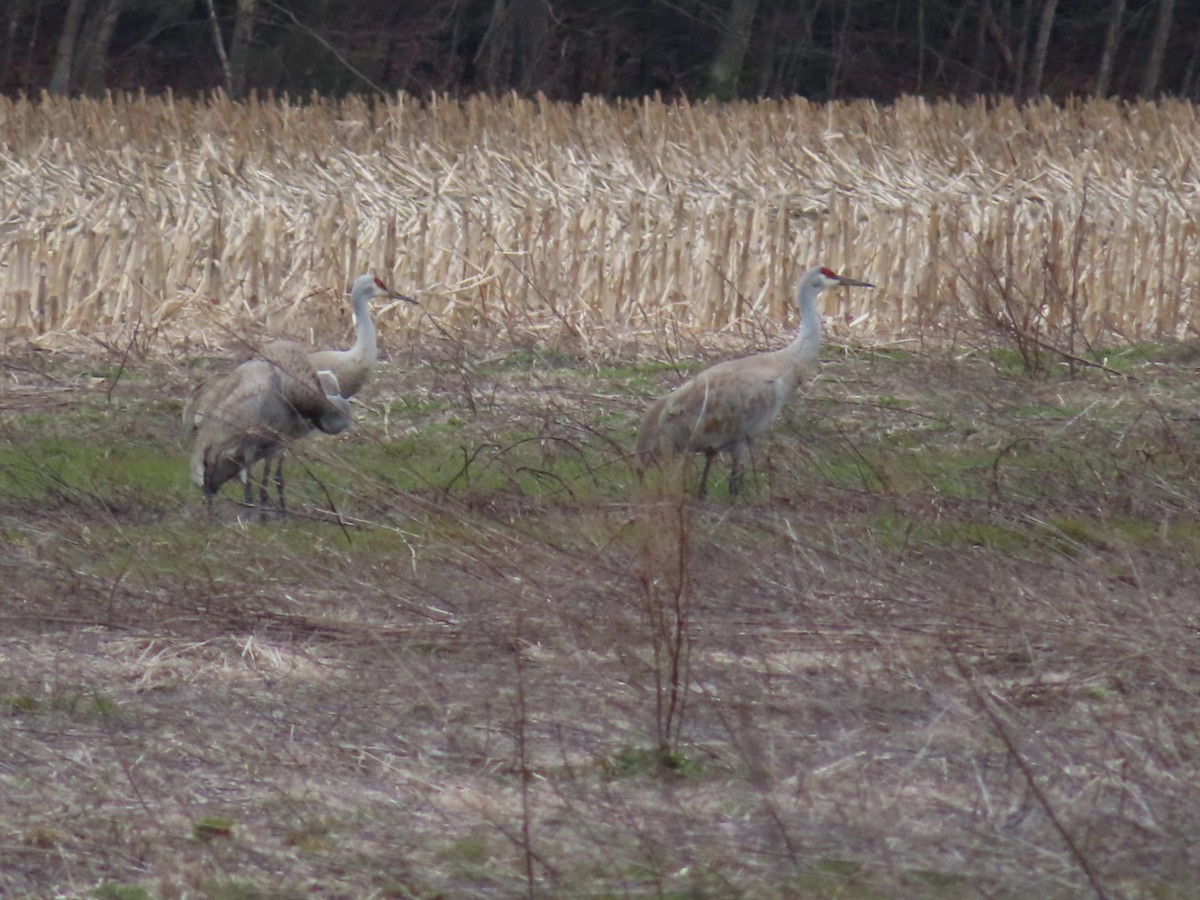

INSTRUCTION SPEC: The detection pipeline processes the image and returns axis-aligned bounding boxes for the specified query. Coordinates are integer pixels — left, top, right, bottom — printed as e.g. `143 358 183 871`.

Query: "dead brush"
630 493 697 766
958 180 1119 377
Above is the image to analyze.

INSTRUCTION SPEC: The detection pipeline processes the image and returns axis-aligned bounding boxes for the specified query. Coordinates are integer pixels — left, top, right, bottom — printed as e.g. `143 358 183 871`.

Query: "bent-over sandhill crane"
635 265 873 499
185 341 353 516
185 274 414 516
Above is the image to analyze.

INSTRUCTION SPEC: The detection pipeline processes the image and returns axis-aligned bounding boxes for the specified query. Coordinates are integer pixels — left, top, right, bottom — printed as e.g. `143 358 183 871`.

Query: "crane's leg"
202 463 219 520
728 444 747 497
697 451 715 500
251 458 269 522
273 453 287 516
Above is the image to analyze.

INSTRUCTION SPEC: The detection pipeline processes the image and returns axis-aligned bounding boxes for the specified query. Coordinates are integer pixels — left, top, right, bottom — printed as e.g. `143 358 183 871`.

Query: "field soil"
3 334 1200 899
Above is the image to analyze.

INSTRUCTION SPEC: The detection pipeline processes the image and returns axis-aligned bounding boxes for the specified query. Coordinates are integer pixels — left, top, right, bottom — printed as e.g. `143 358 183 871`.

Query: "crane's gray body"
636 265 872 498
183 274 413 516
185 341 352 513
304 273 383 398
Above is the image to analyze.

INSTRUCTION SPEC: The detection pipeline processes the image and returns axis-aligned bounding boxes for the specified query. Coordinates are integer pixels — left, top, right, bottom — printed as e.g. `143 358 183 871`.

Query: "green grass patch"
94 883 151 900
594 360 702 394
791 859 979 900
192 816 236 841
383 395 454 417
87 518 407 583
814 446 996 500
349 427 631 503
833 344 920 364
440 832 492 866
0 434 187 505
2 694 40 714
1006 402 1082 420
1 689 120 719
599 745 701 779
198 880 295 900
283 820 337 854
1042 514 1200 560
1094 341 1169 371
480 348 582 372
866 509 1200 562
868 512 1051 556
985 346 1034 375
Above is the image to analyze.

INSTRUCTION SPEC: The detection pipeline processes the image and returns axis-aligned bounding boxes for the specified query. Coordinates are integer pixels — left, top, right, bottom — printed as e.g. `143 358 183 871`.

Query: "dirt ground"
3 336 1200 899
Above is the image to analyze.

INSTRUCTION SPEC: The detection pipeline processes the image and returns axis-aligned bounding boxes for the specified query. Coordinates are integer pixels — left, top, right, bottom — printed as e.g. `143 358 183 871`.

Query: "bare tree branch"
203 0 233 95
260 0 387 96
1141 0 1178 97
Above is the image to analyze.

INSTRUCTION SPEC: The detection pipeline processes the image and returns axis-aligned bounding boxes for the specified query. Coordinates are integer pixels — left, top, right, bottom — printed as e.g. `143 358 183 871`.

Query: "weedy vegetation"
2 94 1200 898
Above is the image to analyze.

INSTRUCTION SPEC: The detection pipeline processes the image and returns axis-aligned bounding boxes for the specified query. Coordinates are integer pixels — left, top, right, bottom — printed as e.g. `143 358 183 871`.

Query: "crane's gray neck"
351 289 377 362
786 282 822 371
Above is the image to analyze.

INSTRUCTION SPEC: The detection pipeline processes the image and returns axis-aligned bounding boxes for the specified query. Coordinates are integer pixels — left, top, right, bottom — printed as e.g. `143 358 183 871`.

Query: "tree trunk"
510 0 548 94
75 0 124 95
1027 0 1059 98
474 0 550 93
706 0 760 100
1094 0 1126 97
1141 0 1177 97
49 0 89 96
202 0 233 94
229 0 258 98
915 0 925 92
1180 26 1200 99
932 2 969 89
1 0 23 90
964 2 987 93
828 0 854 98
477 0 510 91
981 1 1018 88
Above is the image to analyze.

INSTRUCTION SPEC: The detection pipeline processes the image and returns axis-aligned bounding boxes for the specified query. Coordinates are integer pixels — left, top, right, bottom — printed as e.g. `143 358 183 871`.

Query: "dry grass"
2 93 1200 357
4 94 1200 898
4 336 1200 897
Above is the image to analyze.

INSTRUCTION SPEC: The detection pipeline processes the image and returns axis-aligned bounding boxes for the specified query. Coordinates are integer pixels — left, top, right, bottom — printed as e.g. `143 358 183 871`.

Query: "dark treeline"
2 0 1197 102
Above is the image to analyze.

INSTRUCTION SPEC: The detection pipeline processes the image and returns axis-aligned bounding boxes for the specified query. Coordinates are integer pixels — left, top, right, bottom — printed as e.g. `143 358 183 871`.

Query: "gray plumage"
184 274 414 516
185 341 352 516
636 265 873 498
304 273 415 398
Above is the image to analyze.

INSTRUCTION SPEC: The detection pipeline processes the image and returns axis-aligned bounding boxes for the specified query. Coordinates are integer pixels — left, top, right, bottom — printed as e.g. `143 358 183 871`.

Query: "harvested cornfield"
2 93 1199 353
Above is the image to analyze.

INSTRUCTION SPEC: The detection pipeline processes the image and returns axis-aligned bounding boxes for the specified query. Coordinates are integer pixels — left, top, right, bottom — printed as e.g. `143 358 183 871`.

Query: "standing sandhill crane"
184 274 413 516
299 273 415 399
253 273 415 503
185 341 354 516
635 265 873 499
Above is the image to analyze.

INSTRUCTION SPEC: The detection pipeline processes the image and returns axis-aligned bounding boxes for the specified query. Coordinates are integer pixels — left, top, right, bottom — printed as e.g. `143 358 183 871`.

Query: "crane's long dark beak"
836 275 874 288
380 291 420 315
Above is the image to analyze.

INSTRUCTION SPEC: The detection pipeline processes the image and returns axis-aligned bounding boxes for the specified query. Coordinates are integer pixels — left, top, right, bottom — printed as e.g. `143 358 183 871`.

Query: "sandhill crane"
185 341 353 516
252 273 415 503
635 265 873 499
300 273 414 398
185 274 414 516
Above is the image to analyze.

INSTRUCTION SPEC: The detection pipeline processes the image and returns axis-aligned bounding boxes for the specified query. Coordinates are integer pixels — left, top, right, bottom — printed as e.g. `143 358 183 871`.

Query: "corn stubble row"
1 91 1197 352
